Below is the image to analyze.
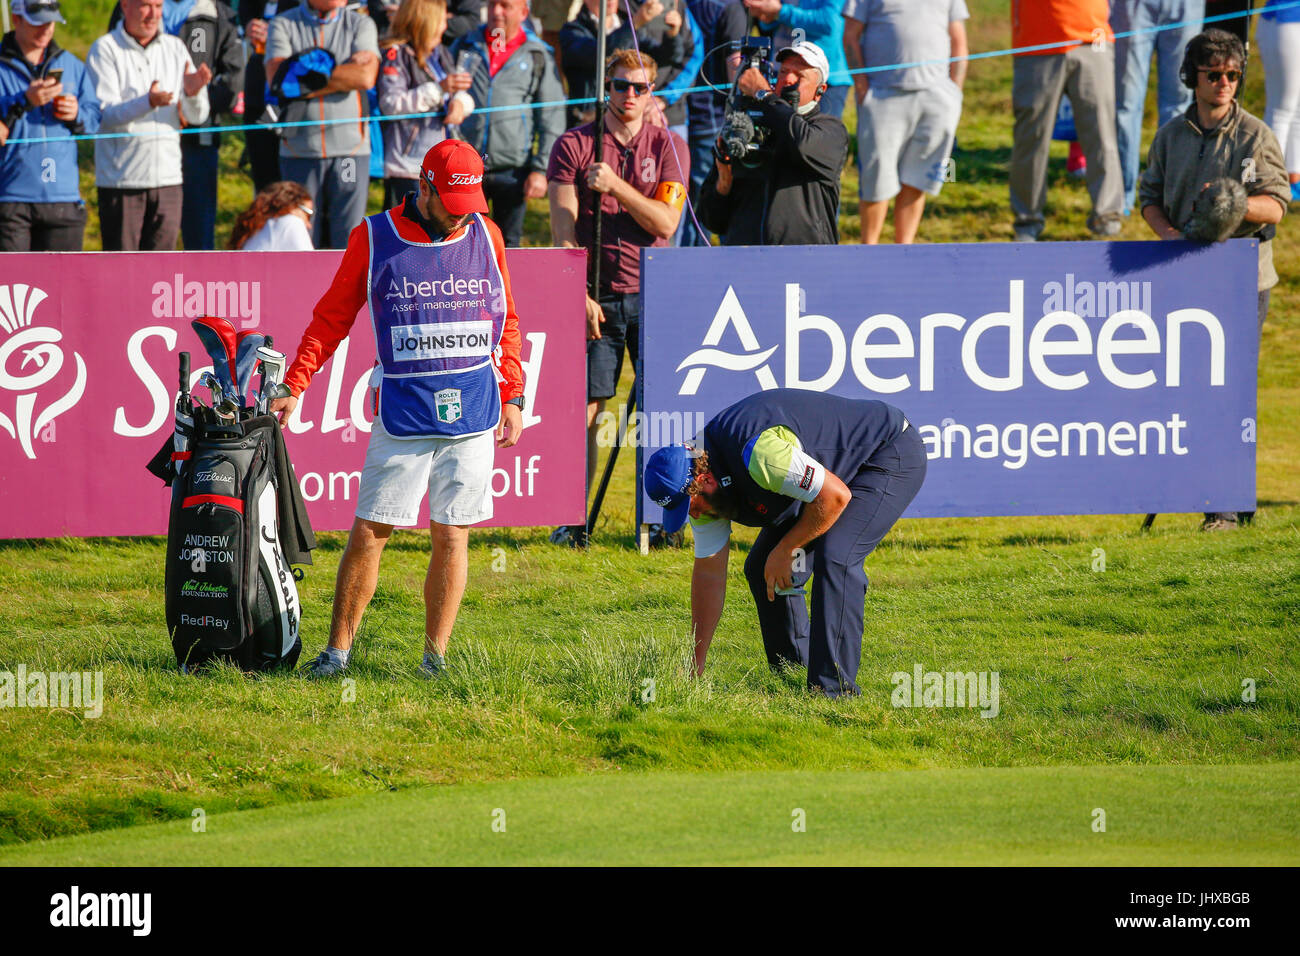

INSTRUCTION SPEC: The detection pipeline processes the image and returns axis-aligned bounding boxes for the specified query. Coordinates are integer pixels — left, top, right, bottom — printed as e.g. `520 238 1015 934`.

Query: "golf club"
199 371 227 420
174 352 193 476
255 338 287 417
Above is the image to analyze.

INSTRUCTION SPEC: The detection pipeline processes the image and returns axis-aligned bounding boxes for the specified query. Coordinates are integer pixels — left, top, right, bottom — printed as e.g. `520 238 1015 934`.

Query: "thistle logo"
675 286 778 396
0 284 87 459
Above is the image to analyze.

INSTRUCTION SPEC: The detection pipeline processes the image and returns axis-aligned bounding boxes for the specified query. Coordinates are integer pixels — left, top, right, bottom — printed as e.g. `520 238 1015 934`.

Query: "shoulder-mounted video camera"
717 35 798 170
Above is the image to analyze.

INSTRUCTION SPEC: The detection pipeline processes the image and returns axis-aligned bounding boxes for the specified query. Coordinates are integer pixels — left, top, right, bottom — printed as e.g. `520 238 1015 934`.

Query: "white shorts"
856 82 962 201
356 418 496 527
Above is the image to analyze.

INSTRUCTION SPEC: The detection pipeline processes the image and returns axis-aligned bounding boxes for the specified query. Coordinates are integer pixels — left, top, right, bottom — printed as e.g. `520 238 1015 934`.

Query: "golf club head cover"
235 331 267 407
1183 177 1248 242
191 316 239 395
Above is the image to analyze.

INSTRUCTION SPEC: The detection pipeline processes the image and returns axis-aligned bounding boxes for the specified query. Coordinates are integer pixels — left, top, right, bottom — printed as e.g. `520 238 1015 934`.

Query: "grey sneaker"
1013 225 1041 242
548 524 589 548
1200 514 1239 532
301 650 348 677
418 654 445 678
1088 213 1123 237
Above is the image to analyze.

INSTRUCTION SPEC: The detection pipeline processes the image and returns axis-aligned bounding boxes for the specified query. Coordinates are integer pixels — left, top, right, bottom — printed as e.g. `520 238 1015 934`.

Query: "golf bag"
162 415 307 672
149 319 315 672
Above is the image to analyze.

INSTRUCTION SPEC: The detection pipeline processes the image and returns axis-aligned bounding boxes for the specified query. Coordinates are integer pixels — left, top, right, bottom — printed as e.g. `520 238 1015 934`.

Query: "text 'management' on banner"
639 241 1259 524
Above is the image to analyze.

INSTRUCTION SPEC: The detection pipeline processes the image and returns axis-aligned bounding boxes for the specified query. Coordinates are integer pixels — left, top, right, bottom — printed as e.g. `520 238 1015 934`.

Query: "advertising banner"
640 241 1260 524
0 249 588 539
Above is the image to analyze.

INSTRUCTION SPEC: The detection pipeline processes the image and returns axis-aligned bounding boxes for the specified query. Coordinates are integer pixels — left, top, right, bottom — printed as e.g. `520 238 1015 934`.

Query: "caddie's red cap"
421 140 489 216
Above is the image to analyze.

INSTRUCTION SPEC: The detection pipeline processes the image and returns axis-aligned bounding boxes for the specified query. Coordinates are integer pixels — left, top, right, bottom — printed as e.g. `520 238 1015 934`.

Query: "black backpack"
161 416 307 672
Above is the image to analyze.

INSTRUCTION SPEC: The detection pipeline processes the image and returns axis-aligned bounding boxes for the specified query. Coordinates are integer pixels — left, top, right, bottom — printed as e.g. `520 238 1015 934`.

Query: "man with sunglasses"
1139 28 1287 532
546 49 687 545
270 140 527 677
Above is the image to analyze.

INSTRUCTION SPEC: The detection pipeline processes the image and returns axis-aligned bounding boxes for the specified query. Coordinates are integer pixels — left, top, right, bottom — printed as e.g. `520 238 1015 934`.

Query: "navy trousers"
181 140 220 250
743 425 928 697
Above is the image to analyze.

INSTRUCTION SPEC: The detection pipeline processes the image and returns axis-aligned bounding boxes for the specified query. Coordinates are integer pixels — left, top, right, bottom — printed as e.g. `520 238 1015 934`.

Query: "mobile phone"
47 69 64 83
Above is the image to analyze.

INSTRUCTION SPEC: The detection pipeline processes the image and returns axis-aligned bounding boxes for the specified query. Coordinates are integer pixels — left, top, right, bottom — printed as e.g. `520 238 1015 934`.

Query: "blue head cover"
270 48 337 102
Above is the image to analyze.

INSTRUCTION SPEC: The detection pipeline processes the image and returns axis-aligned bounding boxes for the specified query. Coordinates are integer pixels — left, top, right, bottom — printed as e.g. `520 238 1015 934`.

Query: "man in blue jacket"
0 0 101 251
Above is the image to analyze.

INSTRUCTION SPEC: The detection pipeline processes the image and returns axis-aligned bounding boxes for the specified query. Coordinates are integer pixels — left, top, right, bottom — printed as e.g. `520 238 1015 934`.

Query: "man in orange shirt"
1009 0 1124 241
271 140 526 678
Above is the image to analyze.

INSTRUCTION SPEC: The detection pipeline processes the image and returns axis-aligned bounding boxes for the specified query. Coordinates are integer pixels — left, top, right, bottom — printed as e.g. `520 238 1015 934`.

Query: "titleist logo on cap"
447 173 483 186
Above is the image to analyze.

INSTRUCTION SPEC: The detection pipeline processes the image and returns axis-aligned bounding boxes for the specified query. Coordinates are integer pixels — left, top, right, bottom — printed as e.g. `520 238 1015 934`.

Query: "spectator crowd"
0 0 1291 256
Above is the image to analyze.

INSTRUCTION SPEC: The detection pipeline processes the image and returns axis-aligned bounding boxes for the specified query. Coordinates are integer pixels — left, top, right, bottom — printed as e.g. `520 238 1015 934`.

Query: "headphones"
1179 30 1247 90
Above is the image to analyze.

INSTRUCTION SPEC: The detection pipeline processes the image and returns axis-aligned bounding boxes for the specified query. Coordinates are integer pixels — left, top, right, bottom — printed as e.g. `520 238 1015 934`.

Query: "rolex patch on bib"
435 388 463 424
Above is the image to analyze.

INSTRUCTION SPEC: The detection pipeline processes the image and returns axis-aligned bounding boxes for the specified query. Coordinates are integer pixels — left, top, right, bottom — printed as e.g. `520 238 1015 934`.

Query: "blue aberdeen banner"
638 240 1260 526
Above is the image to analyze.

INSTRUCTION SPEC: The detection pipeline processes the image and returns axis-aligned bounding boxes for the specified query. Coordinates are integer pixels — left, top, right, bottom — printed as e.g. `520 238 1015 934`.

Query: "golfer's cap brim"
661 497 690 535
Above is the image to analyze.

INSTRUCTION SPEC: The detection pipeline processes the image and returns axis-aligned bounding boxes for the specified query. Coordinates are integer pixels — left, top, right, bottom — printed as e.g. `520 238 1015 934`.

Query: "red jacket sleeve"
487 216 526 403
284 222 371 398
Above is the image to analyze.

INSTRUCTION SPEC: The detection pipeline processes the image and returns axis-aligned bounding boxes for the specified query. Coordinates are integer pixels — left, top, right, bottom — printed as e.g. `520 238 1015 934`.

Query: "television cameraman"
697 39 848 245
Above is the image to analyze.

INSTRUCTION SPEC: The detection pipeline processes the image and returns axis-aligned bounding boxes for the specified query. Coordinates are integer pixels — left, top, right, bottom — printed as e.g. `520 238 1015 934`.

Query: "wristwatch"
755 89 773 104
505 396 525 411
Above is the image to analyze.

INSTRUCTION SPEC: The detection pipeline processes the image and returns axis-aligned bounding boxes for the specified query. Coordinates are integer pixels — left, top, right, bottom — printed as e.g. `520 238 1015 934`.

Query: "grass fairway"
3 765 1296 866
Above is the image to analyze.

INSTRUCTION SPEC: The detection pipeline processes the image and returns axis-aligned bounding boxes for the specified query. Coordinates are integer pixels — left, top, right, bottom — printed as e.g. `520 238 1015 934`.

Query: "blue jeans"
676 126 718 246
587 291 640 400
181 139 219 250
279 155 372 250
1112 0 1204 212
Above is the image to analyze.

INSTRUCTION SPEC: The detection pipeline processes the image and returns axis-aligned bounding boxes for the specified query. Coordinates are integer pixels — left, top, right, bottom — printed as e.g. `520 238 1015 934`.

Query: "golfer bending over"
271 140 526 677
645 389 925 696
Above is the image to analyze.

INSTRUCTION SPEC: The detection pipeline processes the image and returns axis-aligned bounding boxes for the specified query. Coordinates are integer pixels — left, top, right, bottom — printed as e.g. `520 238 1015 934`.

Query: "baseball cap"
776 40 830 87
421 140 489 216
13 0 65 25
645 445 695 534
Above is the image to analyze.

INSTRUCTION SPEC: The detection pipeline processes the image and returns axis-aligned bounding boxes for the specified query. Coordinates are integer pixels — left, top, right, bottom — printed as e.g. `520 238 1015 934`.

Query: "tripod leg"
585 386 636 542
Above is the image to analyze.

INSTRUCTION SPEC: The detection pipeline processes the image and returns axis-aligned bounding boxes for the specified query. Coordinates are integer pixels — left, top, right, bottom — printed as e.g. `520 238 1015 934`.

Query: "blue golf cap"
645 445 694 534
13 0 65 25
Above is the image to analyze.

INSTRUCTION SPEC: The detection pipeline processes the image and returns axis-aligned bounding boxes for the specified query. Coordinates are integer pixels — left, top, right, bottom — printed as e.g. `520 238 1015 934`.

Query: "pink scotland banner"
0 249 588 539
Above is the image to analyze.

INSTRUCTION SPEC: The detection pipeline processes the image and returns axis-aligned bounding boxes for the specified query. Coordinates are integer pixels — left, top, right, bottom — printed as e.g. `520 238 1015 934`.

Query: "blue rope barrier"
3 0 1292 146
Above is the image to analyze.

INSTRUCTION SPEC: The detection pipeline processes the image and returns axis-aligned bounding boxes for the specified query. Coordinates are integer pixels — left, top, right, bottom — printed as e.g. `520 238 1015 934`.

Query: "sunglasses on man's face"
1199 68 1242 84
609 78 652 96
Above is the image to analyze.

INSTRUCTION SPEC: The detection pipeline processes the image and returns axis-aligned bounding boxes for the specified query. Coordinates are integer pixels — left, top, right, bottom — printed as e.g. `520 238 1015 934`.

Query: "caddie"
271 139 526 677
644 389 926 697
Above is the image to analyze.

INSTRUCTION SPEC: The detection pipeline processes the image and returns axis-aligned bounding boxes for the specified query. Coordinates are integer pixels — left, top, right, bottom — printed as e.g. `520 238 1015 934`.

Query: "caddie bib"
367 211 506 438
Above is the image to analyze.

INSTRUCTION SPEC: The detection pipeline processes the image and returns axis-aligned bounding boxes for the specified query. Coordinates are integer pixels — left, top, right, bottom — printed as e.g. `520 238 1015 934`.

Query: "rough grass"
1 513 1297 846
